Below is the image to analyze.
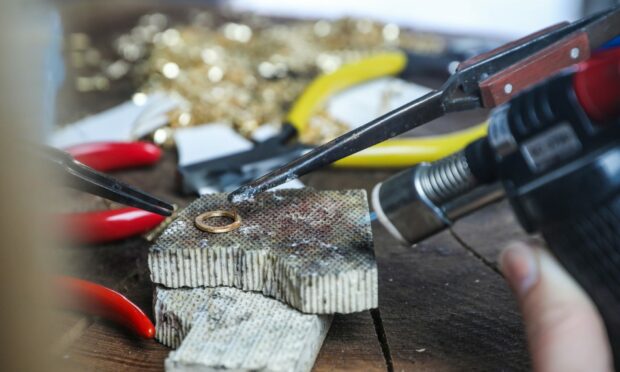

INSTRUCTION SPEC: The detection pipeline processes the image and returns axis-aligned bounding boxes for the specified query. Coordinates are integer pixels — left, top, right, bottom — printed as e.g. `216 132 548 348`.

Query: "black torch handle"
541 194 620 370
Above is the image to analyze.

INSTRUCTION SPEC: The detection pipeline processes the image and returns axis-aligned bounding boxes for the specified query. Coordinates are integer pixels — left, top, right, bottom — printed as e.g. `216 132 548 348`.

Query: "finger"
500 241 613 372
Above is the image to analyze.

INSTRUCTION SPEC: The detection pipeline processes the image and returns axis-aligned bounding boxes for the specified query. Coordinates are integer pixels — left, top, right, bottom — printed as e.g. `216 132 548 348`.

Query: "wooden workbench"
54 153 531 371
53 4 531 370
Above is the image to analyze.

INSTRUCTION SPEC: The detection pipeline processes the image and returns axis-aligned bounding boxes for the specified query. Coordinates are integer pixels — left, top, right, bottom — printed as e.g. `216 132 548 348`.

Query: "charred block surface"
149 189 378 314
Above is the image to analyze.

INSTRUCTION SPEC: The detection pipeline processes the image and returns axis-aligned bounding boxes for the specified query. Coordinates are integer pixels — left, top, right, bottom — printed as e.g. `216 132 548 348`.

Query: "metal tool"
56 141 169 243
373 48 620 367
44 145 174 216
180 50 491 194
180 124 308 194
230 6 620 202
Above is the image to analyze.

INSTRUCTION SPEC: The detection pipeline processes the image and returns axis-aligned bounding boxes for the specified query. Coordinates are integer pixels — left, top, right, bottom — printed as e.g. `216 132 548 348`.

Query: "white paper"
251 124 280 142
50 92 179 148
175 124 254 167
328 78 431 129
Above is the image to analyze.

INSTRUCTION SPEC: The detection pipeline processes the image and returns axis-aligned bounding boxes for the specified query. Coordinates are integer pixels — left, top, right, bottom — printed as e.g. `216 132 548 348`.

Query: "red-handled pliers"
62 208 166 244
65 142 162 172
55 276 155 339
62 142 166 244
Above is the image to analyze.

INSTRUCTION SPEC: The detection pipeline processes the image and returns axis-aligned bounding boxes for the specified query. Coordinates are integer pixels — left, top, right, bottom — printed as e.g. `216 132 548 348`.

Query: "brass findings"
68 12 447 145
195 210 242 233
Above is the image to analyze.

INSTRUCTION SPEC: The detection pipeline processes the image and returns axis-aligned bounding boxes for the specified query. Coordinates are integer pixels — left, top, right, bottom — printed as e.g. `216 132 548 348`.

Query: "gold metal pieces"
195 210 242 233
66 12 446 143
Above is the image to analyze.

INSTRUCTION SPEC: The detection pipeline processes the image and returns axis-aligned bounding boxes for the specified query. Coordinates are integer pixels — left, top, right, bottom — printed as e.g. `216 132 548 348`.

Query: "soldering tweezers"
45 145 174 216
229 6 620 202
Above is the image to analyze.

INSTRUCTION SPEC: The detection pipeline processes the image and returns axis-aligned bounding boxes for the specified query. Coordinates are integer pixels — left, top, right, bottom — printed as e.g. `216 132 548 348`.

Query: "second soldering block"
148 189 377 314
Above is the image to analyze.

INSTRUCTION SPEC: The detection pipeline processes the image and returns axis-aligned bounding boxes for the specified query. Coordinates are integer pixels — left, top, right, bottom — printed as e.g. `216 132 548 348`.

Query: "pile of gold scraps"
67 11 446 146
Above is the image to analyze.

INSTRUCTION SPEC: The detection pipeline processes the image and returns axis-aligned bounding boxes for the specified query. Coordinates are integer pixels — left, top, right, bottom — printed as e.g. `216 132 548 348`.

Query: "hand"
500 240 613 372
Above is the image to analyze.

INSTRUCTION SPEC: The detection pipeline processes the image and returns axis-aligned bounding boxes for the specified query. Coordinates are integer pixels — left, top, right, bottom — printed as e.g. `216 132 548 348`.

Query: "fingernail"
500 242 540 296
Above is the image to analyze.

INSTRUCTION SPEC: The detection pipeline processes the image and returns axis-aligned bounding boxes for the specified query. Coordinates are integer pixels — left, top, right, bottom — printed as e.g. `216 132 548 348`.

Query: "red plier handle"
62 141 166 244
61 208 166 244
55 276 155 339
65 141 161 172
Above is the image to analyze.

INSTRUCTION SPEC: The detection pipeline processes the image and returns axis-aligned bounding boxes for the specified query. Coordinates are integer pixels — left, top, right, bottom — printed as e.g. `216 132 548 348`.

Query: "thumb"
500 241 613 372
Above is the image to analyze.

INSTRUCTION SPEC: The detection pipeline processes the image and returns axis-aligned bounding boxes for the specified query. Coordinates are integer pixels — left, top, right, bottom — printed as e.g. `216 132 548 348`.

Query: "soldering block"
148 189 377 314
155 286 332 372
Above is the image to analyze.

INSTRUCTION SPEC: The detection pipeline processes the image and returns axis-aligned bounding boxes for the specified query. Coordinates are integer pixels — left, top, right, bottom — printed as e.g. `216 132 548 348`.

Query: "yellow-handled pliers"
287 51 488 167
180 51 488 194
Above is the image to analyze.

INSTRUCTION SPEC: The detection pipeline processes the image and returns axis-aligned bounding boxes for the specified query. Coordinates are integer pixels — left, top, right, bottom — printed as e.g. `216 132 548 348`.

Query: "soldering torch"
372 48 620 364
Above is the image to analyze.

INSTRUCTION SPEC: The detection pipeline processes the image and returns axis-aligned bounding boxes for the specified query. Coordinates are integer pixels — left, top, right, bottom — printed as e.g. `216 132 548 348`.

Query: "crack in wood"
374 228 530 370
370 308 394 372
51 315 95 356
449 228 502 276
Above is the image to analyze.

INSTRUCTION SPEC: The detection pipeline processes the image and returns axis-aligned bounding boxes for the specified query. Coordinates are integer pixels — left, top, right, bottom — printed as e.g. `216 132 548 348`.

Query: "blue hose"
601 35 620 50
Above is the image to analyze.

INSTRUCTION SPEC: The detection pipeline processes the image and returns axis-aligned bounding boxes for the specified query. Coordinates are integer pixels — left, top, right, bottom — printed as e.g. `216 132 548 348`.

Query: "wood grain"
58 322 169 371
374 227 530 371
50 311 93 356
451 200 530 267
313 312 386 372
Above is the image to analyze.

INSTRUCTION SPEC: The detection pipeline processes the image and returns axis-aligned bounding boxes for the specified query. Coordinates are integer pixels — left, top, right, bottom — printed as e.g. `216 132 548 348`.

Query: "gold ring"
194 210 242 233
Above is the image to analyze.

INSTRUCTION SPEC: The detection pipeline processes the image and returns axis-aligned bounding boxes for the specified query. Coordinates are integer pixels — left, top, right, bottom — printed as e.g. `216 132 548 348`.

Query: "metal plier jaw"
179 124 309 194
44 145 174 216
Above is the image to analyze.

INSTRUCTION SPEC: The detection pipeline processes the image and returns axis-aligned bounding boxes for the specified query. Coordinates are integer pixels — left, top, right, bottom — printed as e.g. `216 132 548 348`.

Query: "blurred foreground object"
0 1 61 371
